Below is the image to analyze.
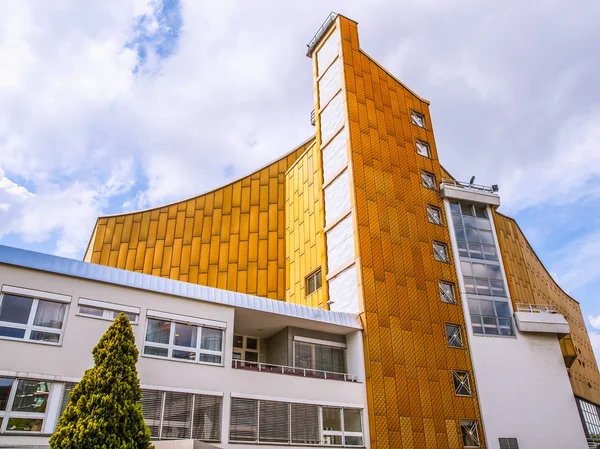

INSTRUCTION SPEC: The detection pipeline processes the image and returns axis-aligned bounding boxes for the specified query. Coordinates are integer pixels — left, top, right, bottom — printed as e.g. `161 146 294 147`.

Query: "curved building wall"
494 211 600 405
85 138 314 300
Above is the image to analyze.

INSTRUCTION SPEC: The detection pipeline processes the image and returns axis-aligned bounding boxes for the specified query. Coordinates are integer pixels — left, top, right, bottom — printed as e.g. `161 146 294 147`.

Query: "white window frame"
452 370 472 397
461 420 481 448
0 291 69 346
411 110 426 128
77 298 140 324
427 204 442 225
415 139 431 158
306 268 323 296
439 281 457 304
143 317 225 367
293 337 347 374
0 378 56 434
433 241 450 263
233 335 260 362
445 324 464 349
421 171 437 190
321 407 363 446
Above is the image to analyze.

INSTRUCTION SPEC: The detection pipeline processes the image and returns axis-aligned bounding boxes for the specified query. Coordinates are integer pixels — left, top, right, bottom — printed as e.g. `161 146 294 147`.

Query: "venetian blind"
140 389 163 438
229 398 258 442
259 400 290 443
291 403 320 444
192 394 222 441
161 391 193 439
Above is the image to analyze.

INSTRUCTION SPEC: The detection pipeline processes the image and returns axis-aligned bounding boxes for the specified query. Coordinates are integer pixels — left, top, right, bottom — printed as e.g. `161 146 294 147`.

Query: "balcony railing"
441 178 498 194
516 303 558 314
231 359 357 382
306 12 338 56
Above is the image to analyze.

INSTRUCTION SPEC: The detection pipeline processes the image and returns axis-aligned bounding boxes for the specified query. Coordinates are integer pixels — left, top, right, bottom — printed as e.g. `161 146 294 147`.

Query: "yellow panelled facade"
494 212 600 405
285 142 327 308
85 139 314 300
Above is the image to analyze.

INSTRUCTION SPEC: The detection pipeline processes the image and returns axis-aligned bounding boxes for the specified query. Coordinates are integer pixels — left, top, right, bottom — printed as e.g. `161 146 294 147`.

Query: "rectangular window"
439 282 457 304
450 202 497 261
421 171 437 190
416 139 431 157
499 438 519 449
0 293 68 345
78 298 139 324
445 324 464 348
232 335 260 364
229 399 363 446
140 389 221 441
0 378 53 433
433 241 450 263
306 268 323 296
468 298 514 336
143 317 224 366
427 204 442 225
461 261 506 297
294 340 346 374
452 371 472 396
578 398 600 438
461 420 481 448
411 110 426 128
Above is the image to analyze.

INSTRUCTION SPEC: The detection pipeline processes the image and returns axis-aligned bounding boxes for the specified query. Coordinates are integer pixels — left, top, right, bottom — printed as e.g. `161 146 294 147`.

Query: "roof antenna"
469 176 475 185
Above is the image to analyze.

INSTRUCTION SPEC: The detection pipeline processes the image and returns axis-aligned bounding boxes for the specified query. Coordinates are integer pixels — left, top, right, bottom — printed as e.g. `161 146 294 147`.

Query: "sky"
1 1 599 359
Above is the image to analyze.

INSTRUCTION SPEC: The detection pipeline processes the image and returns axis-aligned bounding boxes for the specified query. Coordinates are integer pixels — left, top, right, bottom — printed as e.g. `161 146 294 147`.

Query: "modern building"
1 12 599 449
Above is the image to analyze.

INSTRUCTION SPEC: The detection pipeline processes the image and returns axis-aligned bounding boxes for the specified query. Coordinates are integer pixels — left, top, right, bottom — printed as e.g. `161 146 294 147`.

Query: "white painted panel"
320 92 344 145
326 215 355 273
324 170 351 226
316 27 339 75
322 128 348 182
318 58 341 108
328 265 359 314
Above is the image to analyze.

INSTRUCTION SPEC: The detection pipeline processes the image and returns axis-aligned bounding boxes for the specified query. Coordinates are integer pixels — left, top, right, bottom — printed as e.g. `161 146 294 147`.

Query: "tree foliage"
50 313 152 449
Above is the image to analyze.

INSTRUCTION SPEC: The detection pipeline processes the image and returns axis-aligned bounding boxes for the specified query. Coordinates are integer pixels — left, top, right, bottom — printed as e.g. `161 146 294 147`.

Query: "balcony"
231 359 358 382
514 302 570 334
440 178 501 207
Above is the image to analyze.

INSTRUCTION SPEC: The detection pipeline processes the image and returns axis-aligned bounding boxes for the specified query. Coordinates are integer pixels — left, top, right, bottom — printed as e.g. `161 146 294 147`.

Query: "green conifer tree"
50 313 152 449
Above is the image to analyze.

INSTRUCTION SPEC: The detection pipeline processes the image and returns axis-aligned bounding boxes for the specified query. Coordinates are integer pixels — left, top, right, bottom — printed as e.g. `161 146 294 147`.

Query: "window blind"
58 382 76 419
229 398 258 442
161 391 192 439
259 400 290 443
192 394 222 441
140 389 164 438
291 403 320 444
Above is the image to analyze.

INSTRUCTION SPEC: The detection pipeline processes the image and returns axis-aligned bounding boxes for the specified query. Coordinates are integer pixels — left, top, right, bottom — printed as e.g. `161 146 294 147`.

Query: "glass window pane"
201 328 223 351
490 280 506 296
233 335 243 348
468 243 484 259
245 351 258 362
463 277 476 294
0 326 26 339
479 230 494 244
79 305 103 317
6 418 44 432
199 354 222 364
474 278 491 295
324 435 343 445
295 342 313 369
30 331 60 343
450 202 460 213
494 301 511 318
472 263 486 278
144 346 168 357
173 323 197 348
461 204 473 216
477 217 491 230
343 409 362 432
454 226 466 241
474 206 487 218
467 298 479 315
458 241 469 257
345 435 364 446
0 377 13 411
246 337 258 350
33 300 66 329
466 228 479 243
173 350 196 360
0 295 33 324
483 245 498 260
479 300 495 316
486 264 502 279
461 261 472 276
11 380 52 413
146 319 171 344
463 216 477 228
111 311 137 322
322 407 342 431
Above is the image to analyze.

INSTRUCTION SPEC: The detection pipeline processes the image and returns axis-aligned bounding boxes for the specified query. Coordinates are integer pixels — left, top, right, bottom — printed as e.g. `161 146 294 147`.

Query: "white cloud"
589 314 600 331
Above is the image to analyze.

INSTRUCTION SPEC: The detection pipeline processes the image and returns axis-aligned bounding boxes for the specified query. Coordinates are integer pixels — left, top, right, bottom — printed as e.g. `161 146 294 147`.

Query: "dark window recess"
499 438 519 449
306 269 323 295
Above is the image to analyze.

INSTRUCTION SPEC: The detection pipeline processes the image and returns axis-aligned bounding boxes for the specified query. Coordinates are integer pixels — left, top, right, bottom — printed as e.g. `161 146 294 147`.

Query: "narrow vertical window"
452 371 472 396
445 324 464 348
411 110 426 128
426 204 442 225
439 281 457 304
421 171 437 190
433 242 450 263
461 420 481 448
305 268 323 296
416 139 431 157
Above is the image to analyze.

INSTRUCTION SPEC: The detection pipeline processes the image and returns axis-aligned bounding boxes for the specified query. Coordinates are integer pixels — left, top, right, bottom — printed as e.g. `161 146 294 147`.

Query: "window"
461 420 481 448
468 298 514 336
294 340 346 374
439 281 457 304
427 204 442 225
77 298 139 324
421 171 437 190
415 139 431 157
461 261 505 297
232 335 260 363
445 324 464 348
433 241 450 263
499 438 519 449
0 293 68 345
0 378 53 433
579 398 600 438
143 317 224 365
140 389 221 441
306 268 323 296
229 398 363 446
450 202 497 261
452 371 472 396
411 110 426 128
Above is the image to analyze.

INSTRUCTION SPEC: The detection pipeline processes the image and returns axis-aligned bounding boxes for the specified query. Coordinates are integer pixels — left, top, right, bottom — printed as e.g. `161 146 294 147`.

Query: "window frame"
0 293 69 346
293 339 347 374
439 281 457 304
0 378 55 434
321 406 363 446
421 171 437 190
232 335 260 363
460 420 481 448
305 268 323 296
77 298 139 324
433 241 450 263
415 138 431 158
142 317 225 367
410 110 426 128
499 437 519 449
452 370 472 397
445 323 464 349
426 204 443 225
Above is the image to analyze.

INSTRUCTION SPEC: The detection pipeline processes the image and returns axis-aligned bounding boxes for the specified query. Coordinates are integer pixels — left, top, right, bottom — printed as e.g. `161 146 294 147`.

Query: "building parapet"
440 178 501 207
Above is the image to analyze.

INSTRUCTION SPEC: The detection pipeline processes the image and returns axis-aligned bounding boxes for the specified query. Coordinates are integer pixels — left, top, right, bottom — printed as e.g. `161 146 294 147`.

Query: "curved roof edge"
0 245 361 329
98 135 316 219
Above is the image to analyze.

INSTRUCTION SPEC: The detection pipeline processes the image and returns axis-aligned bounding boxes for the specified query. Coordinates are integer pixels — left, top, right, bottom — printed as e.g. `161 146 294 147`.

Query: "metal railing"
231 359 357 382
441 178 498 194
306 12 338 56
516 303 558 314
310 109 316 126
